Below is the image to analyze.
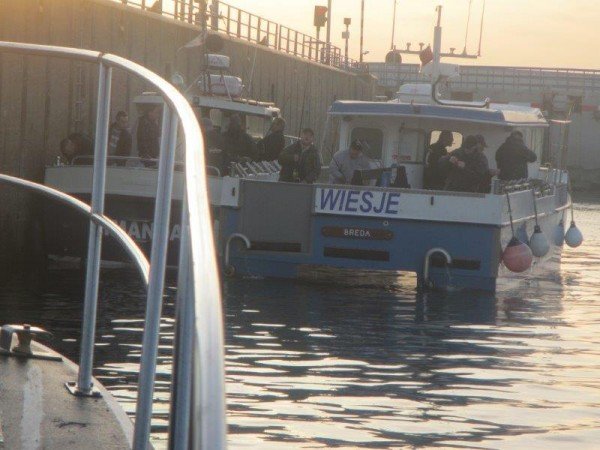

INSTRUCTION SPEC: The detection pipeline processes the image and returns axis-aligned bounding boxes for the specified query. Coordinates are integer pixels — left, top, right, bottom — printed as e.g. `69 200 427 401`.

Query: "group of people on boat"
424 130 537 193
201 114 289 174
57 106 537 195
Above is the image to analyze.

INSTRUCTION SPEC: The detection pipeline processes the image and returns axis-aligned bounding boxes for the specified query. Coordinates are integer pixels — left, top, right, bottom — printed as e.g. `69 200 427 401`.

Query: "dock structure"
369 62 600 187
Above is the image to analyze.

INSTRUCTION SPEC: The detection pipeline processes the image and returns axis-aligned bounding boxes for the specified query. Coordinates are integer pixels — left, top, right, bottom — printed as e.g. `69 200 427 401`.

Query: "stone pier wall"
0 0 376 264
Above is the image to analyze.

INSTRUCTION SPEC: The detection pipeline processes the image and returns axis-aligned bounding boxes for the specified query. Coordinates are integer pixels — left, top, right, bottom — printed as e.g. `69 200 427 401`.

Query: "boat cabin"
322 97 549 190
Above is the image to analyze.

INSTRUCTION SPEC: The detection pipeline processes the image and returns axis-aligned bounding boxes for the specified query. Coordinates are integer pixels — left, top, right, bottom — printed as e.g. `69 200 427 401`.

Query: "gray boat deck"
0 341 132 449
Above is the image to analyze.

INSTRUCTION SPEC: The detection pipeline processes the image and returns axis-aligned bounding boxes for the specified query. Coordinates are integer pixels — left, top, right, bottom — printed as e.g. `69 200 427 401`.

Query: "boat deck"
0 341 132 449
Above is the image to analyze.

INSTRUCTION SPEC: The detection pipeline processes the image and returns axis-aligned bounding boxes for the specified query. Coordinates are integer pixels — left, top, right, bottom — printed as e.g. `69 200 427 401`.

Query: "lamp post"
326 0 332 64
359 0 365 63
391 0 397 50
211 0 219 31
342 17 351 65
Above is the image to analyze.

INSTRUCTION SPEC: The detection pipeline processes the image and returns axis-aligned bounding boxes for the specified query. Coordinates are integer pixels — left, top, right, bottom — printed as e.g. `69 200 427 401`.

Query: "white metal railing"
368 62 600 93
0 41 226 450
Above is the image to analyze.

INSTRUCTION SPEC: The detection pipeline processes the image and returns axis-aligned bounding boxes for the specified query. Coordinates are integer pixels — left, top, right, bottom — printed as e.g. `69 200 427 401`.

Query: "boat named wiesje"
214 7 581 291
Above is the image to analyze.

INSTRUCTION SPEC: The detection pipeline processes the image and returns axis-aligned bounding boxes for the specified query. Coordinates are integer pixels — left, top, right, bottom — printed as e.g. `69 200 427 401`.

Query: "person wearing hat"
329 139 374 185
424 130 454 190
257 117 286 161
278 128 321 183
438 135 490 192
495 130 537 181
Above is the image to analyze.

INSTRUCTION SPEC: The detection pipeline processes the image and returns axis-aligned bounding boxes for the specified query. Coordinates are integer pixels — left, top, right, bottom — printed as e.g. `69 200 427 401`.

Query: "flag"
419 45 433 66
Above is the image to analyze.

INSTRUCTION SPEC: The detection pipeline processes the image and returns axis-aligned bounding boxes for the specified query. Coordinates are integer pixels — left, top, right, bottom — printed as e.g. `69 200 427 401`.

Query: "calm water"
1 198 599 449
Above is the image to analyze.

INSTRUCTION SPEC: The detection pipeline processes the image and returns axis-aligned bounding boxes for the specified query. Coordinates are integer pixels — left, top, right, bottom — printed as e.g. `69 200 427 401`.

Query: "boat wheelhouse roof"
329 100 548 128
191 95 280 118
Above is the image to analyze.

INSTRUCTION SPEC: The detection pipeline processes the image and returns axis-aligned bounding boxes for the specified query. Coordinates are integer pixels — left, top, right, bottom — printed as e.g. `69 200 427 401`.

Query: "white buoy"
565 221 584 248
529 225 550 257
553 220 565 246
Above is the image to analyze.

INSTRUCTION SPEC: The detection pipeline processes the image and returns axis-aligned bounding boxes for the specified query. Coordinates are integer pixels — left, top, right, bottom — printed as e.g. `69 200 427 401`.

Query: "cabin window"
246 115 270 139
531 128 545 161
208 108 224 131
429 131 463 154
391 129 426 164
350 127 384 160
322 116 342 164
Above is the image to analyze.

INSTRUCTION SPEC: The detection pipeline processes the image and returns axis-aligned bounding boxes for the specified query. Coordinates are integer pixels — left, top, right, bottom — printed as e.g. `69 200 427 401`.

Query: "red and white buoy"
503 237 533 273
503 193 533 272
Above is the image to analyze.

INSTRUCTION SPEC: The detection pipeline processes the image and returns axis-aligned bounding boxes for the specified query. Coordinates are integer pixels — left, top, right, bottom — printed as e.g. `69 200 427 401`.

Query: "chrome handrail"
0 41 226 450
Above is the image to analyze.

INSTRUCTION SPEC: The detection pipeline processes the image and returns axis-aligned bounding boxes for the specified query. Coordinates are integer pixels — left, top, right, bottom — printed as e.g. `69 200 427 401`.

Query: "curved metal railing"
0 41 226 450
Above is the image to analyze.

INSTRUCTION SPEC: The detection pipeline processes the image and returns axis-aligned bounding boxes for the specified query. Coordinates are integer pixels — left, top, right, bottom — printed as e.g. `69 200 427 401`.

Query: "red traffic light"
314 5 328 27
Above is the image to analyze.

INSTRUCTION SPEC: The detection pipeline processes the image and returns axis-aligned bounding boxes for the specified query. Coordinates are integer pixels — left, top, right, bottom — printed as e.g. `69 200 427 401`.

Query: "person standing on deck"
221 114 257 167
278 128 321 183
328 140 373 185
258 117 286 161
424 130 454 189
60 132 93 165
137 105 162 162
495 130 537 181
438 135 489 193
108 111 132 165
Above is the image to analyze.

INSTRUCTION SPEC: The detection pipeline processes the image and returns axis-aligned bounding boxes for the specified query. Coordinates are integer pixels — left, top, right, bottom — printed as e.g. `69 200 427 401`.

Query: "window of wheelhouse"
246 114 270 139
428 131 463 156
350 127 384 161
390 128 427 165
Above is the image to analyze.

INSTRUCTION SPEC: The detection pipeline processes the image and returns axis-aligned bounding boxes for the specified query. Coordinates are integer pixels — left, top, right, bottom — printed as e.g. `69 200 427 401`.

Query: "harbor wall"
0 0 376 265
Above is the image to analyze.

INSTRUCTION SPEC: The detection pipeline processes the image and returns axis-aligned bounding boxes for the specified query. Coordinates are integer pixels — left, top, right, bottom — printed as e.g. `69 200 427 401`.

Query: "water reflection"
0 199 599 448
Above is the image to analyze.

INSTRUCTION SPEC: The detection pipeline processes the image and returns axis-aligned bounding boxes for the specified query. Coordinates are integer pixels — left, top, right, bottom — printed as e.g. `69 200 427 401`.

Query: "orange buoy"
502 237 533 273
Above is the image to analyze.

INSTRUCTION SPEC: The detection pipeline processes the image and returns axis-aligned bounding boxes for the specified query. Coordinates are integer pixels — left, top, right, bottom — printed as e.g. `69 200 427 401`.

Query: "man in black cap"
495 130 537 181
329 139 373 185
438 135 489 192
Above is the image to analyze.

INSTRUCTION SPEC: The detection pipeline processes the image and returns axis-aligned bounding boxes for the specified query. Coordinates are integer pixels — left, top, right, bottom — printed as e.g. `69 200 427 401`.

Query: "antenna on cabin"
391 5 479 63
463 0 473 55
477 0 486 56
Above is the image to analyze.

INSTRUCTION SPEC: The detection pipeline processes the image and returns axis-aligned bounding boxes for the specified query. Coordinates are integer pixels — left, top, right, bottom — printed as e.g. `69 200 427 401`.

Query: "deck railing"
116 0 367 72
0 41 226 450
368 62 600 93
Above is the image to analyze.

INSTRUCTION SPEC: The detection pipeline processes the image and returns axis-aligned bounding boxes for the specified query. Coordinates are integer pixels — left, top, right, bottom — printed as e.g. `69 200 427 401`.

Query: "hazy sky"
211 0 600 69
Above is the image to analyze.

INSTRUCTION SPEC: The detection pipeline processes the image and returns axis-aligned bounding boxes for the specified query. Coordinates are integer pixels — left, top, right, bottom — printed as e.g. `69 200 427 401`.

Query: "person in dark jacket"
137 105 162 161
438 135 489 192
278 128 321 183
60 132 93 165
495 130 537 181
221 114 257 167
424 130 453 189
257 117 286 161
108 111 132 165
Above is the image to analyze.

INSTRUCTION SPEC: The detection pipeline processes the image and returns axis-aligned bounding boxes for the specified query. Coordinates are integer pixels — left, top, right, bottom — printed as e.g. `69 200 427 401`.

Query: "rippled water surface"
1 198 599 449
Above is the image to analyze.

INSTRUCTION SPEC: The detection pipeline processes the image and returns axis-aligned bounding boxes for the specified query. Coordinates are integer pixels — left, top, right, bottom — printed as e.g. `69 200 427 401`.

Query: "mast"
391 0 397 49
432 5 442 84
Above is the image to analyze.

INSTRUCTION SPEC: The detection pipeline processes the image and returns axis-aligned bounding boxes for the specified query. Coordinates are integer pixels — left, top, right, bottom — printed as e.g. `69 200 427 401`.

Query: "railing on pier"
117 0 367 72
0 41 226 450
368 62 600 94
